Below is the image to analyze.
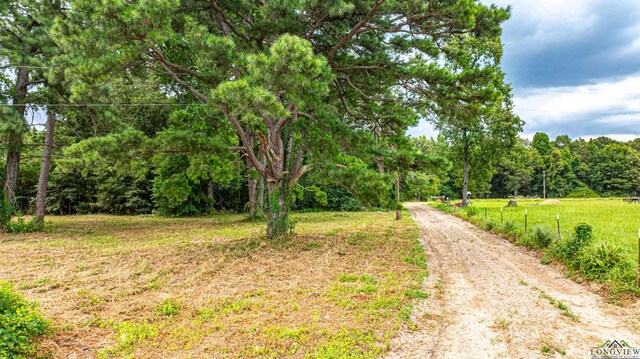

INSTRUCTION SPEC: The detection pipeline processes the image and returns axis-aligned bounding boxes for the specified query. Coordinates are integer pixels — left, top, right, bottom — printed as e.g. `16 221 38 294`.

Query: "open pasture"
467 198 640 262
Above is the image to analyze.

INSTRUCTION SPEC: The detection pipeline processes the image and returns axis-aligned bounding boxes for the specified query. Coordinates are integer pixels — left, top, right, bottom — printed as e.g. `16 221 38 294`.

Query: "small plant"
500 220 522 241
524 225 554 249
98 321 158 358
465 206 479 217
404 289 429 299
7 216 45 234
482 220 497 231
579 243 633 281
154 299 180 316
556 223 593 266
0 281 50 358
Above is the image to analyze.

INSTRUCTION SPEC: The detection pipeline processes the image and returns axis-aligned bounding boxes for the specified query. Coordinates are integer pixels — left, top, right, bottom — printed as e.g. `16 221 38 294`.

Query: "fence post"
524 209 528 232
484 204 487 220
557 214 561 240
500 206 503 225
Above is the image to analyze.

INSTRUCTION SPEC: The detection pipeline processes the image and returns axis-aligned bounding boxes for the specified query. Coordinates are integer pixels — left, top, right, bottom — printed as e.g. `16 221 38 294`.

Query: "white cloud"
485 0 598 50
514 74 640 139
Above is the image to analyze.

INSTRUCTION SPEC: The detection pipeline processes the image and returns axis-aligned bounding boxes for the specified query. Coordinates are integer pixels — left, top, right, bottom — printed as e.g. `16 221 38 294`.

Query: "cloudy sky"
410 0 640 141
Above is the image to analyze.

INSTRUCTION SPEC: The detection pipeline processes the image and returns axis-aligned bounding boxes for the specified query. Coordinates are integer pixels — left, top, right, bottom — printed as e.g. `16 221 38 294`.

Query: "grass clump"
97 321 158 358
154 299 180 316
404 289 429 299
306 329 383 359
0 281 50 358
465 206 479 218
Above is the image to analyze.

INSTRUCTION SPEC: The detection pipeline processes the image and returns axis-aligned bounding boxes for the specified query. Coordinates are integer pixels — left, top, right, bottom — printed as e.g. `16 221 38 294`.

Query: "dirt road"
387 203 640 359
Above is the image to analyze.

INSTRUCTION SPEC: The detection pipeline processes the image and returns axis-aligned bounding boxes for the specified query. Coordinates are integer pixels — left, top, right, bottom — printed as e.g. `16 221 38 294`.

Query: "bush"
579 243 632 281
0 281 50 358
465 206 478 217
482 220 498 231
556 223 593 264
6 217 44 234
526 225 555 249
564 187 599 198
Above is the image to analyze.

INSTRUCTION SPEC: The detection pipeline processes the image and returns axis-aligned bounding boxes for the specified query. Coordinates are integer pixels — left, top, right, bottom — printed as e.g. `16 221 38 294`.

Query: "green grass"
465 198 639 264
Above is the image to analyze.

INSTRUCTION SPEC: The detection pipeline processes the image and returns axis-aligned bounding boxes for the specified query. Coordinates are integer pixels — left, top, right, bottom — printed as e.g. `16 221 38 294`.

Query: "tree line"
410 132 640 200
2 0 521 237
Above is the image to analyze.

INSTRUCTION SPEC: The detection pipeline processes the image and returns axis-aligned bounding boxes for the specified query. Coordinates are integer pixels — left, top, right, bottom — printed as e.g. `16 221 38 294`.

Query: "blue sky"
410 0 640 141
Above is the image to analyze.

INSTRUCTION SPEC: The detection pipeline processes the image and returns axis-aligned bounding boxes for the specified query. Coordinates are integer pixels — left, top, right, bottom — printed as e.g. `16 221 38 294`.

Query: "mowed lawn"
0 211 427 358
468 198 640 262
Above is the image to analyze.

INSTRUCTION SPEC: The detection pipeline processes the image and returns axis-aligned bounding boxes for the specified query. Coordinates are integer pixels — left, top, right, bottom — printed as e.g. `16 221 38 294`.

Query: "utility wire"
0 103 204 107
1 103 639 118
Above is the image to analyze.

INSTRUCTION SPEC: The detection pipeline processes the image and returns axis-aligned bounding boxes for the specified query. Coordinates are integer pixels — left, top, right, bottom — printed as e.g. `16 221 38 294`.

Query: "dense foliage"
490 133 640 198
0 281 50 358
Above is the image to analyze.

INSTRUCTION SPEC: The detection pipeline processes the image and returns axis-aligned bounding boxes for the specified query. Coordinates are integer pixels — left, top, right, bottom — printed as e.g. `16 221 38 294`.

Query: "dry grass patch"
0 211 427 358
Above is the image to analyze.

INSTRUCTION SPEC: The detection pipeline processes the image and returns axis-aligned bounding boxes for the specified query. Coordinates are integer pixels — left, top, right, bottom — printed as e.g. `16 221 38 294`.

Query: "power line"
0 65 59 69
0 103 205 107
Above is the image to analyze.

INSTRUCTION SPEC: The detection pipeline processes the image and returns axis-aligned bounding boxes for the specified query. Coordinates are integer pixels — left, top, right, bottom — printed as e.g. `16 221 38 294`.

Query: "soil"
386 203 640 359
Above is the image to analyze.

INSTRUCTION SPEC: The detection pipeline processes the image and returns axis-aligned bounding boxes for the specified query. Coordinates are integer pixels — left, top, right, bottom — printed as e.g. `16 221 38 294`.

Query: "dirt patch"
387 203 640 359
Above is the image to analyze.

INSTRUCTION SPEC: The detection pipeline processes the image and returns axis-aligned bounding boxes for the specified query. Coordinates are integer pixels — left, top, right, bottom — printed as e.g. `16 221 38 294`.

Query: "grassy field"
0 211 427 358
455 198 640 264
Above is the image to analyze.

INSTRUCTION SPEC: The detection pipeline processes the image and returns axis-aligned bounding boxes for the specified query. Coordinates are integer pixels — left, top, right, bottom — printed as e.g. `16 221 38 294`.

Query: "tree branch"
327 0 385 62
157 61 209 102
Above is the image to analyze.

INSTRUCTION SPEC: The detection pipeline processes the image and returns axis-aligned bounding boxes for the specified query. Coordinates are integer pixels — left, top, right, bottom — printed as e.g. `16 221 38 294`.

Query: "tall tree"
53 0 515 233
34 110 56 223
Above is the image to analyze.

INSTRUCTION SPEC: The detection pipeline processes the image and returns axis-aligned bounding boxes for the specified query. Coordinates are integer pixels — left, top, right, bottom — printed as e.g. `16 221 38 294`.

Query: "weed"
98 321 158 358
306 329 383 359
524 225 554 249
404 289 429 299
154 299 180 316
539 293 579 322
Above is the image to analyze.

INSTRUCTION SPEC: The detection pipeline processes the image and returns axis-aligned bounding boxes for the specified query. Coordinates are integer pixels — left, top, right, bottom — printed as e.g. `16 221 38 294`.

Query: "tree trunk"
265 180 288 238
395 171 401 220
207 180 214 199
4 141 22 209
258 154 265 216
462 147 470 207
4 66 29 209
34 111 57 224
247 175 257 217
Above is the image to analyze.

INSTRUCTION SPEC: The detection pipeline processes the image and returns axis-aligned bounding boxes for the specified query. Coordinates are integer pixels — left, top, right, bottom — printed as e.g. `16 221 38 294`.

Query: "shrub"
482 220 497 231
564 187 599 198
499 220 523 241
6 217 44 234
527 225 555 249
0 281 50 358
556 223 593 265
579 243 632 281
465 206 478 217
